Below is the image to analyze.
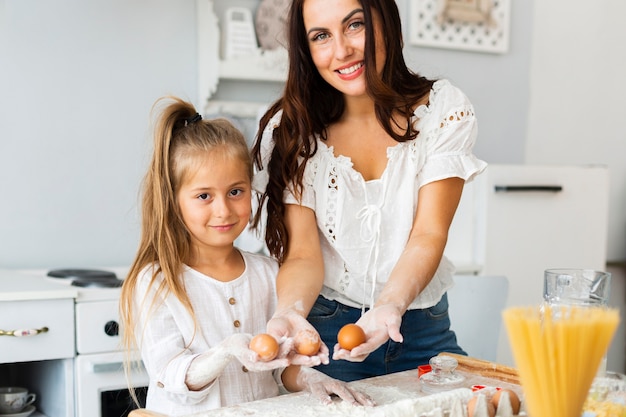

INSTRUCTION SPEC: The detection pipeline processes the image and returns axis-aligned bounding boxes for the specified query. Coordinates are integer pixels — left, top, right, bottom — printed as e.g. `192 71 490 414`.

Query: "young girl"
120 96 372 416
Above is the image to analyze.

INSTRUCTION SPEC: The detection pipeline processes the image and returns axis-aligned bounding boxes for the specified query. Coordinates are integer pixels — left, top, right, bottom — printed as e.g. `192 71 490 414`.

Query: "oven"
72 282 150 417
75 351 147 416
23 268 150 417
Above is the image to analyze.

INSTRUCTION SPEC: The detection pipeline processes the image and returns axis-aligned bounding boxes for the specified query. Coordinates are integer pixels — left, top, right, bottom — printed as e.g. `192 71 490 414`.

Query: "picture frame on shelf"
409 0 511 54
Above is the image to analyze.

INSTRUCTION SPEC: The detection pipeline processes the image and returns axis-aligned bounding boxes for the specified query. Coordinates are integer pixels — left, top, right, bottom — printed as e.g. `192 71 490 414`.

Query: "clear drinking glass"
543 268 612 376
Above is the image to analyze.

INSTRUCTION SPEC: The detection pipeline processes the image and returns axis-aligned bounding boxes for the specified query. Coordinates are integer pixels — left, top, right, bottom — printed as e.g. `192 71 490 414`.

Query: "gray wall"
397 0 532 166
0 0 197 268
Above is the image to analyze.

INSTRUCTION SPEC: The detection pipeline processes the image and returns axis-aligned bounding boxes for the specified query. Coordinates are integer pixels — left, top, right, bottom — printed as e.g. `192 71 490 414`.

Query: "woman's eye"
347 20 364 32
311 32 330 43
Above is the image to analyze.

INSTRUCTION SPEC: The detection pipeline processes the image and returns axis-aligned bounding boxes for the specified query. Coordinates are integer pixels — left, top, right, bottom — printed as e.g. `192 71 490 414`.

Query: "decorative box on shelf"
196 0 288 111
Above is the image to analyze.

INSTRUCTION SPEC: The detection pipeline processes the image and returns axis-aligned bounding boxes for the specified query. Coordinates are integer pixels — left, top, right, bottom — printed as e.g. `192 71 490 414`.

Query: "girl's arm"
266 203 329 365
186 334 290 390
334 177 465 361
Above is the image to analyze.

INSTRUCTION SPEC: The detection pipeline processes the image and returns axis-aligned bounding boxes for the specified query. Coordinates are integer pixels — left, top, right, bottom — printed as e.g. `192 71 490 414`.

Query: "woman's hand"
293 366 375 406
268 309 330 366
332 304 403 362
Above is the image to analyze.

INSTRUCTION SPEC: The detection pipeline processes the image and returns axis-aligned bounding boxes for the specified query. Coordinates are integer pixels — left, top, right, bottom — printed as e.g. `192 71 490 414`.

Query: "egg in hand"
337 323 366 350
249 333 279 361
294 329 321 355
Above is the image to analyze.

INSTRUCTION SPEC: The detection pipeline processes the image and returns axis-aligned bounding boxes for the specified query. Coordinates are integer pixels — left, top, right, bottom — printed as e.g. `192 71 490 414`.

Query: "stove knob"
104 320 119 336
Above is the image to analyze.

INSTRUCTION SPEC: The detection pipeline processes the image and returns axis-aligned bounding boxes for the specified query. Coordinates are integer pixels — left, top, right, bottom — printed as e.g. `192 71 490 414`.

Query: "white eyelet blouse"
254 79 487 311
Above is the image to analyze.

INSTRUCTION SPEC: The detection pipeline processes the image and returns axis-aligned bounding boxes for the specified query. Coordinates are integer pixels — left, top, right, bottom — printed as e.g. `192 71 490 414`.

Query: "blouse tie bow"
356 204 383 313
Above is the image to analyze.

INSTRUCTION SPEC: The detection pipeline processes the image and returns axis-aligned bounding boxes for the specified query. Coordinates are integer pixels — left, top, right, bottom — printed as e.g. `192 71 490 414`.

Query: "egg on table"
468 394 496 417
491 388 521 415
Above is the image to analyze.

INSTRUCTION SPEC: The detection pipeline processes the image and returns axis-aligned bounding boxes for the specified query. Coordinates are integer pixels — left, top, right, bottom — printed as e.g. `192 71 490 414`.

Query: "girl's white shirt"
254 79 487 311
133 251 280 416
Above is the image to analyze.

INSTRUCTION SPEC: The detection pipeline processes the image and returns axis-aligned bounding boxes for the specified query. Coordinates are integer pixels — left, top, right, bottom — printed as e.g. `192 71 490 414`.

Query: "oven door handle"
92 360 144 373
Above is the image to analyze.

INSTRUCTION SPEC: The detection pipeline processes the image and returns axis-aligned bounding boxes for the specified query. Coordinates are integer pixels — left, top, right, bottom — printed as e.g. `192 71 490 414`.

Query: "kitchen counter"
129 367 523 417
0 268 77 301
0 267 130 302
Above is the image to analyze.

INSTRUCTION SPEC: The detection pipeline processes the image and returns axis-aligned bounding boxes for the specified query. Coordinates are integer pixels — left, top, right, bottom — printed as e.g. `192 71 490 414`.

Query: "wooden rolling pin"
438 352 520 385
128 410 168 417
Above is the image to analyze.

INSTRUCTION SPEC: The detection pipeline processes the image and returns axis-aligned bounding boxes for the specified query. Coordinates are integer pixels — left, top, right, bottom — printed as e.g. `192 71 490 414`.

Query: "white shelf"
205 100 269 119
197 0 287 110
219 48 287 82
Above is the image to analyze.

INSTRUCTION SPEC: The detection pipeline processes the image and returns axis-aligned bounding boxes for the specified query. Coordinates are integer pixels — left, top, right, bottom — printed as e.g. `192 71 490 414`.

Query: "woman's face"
303 0 386 98
177 149 252 254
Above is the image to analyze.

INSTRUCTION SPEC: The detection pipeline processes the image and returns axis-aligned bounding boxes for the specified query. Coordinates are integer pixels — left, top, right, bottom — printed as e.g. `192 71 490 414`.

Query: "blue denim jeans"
307 293 467 382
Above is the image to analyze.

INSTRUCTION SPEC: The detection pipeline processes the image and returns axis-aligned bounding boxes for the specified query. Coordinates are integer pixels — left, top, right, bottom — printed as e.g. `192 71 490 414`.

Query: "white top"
133 251 280 416
254 79 487 311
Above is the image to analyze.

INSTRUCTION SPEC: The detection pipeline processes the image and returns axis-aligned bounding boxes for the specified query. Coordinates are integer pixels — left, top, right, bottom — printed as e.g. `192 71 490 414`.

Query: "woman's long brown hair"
251 0 435 263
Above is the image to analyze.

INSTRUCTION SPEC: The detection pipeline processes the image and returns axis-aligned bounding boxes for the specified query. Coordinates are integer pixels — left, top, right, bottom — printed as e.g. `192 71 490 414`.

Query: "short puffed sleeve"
415 80 487 188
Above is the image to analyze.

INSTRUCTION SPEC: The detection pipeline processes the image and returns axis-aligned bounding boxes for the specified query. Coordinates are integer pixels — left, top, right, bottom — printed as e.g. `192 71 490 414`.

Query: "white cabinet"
446 164 610 366
196 0 287 111
1 298 75 363
0 271 77 417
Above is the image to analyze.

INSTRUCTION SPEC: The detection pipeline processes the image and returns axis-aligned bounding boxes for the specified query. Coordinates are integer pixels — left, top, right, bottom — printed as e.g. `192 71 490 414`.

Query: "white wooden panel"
75 300 121 354
0 298 75 363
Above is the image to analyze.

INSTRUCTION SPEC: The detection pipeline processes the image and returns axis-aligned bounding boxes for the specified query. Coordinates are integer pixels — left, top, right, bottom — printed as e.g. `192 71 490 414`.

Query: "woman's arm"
281 366 374 406
335 177 465 360
267 203 329 365
378 176 465 309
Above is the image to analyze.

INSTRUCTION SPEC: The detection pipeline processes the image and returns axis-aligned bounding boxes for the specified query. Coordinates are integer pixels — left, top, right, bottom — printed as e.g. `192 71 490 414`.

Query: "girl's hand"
295 366 375 406
267 309 330 366
332 304 403 362
227 333 291 372
186 333 290 390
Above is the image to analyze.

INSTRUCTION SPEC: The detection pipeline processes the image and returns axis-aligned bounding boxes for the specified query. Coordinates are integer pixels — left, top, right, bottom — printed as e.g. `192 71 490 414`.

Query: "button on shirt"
254 80 487 311
133 251 280 416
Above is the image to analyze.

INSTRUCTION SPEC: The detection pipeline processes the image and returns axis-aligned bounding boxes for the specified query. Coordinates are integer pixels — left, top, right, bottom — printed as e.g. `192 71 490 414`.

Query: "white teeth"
338 62 363 74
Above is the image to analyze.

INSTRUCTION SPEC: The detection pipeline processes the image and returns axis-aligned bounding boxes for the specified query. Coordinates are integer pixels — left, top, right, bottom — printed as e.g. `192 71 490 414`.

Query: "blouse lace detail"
324 164 339 242
440 108 475 129
339 263 350 293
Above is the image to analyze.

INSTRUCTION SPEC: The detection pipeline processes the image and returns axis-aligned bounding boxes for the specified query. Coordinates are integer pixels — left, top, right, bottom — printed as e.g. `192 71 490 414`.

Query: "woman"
251 0 487 382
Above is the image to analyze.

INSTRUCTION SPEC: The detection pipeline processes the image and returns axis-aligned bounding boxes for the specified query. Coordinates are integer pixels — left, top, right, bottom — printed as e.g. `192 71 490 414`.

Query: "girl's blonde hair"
119 96 251 401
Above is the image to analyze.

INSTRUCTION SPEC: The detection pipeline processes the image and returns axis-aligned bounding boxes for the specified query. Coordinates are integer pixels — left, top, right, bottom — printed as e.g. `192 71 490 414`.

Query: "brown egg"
337 323 366 350
468 395 496 417
294 329 321 355
249 333 279 361
491 389 521 415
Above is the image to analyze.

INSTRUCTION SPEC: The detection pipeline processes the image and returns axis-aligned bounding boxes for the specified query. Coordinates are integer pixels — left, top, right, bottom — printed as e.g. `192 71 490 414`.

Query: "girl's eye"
229 189 244 197
198 193 210 201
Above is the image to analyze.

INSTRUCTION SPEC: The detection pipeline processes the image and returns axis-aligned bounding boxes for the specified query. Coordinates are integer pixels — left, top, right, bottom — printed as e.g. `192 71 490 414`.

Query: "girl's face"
177 149 251 254
303 0 386 98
